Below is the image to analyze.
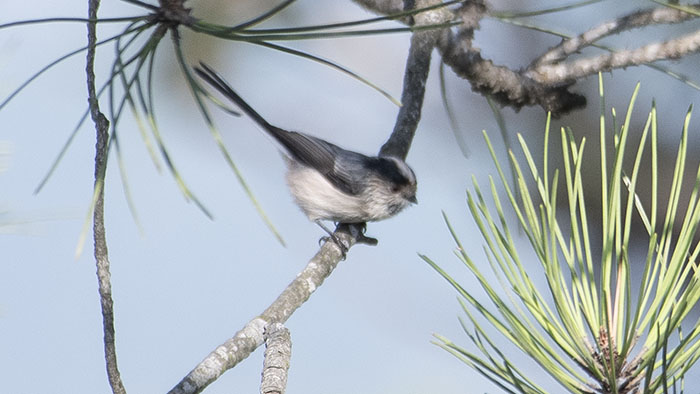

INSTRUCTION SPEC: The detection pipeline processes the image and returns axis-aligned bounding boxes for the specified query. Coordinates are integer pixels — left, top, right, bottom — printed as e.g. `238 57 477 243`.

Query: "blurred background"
1 0 699 393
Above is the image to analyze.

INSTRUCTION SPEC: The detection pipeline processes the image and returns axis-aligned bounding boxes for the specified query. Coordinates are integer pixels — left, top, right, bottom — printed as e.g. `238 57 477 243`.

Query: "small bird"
194 63 417 246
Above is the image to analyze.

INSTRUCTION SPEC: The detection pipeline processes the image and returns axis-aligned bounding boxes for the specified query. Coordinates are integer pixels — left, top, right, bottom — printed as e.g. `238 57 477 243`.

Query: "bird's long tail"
194 62 275 132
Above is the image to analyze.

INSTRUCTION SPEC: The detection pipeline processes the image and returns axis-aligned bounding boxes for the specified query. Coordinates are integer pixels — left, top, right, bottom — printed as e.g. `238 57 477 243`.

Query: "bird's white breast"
286 163 368 222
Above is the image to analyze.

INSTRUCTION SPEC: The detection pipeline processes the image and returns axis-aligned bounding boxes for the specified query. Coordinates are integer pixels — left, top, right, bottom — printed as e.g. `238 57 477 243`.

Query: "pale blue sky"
2 1 700 393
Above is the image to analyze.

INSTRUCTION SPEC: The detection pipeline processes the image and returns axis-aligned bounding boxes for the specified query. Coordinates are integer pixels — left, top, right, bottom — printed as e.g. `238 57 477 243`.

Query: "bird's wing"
195 63 368 196
275 130 367 196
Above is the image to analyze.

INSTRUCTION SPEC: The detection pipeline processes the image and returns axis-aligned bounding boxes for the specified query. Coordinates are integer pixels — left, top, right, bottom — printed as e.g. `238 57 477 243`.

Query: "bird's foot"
318 234 349 259
338 222 378 246
315 220 349 259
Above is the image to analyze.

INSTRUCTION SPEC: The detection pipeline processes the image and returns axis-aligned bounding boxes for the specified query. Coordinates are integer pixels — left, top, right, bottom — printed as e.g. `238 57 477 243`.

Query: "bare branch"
438 1 586 114
529 29 700 84
168 4 449 391
260 323 292 394
168 226 355 394
156 0 194 26
353 0 405 15
533 5 700 67
380 0 450 158
355 0 587 114
356 1 699 115
87 0 125 393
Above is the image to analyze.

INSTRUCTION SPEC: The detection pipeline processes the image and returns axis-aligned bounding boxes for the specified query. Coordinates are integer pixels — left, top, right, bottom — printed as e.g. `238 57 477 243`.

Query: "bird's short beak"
408 195 418 204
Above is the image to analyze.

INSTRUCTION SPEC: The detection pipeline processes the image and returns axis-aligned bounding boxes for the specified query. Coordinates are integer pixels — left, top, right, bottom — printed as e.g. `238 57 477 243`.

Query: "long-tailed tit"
194 63 417 244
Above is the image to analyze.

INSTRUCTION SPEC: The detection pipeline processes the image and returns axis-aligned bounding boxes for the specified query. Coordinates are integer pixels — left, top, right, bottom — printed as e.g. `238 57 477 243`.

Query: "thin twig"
356 0 700 115
439 1 586 114
260 323 292 394
380 0 448 158
168 2 443 392
529 29 700 84
168 226 355 394
87 0 125 393
353 0 405 16
532 5 700 67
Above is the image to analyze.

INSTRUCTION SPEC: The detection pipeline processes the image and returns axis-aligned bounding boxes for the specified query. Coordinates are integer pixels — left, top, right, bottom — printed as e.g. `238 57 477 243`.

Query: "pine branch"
167 2 443 392
167 227 355 394
529 29 700 83
532 5 700 67
354 0 700 115
87 0 125 393
260 323 292 394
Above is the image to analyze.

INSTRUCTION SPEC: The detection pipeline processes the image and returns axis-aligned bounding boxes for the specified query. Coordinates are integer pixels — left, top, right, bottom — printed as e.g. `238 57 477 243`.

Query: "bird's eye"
391 185 400 193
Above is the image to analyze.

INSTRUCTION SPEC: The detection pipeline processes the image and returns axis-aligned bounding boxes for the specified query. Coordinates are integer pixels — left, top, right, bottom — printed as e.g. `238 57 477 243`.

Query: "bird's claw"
319 234 349 259
339 222 378 246
356 233 378 246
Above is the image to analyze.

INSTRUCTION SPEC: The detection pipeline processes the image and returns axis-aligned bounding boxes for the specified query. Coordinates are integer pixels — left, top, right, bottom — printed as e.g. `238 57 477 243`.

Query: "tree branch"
168 226 356 394
168 2 444 391
354 0 587 114
260 323 292 394
355 0 700 116
529 29 700 84
380 0 449 158
87 0 125 393
353 0 405 15
436 1 586 114
532 5 700 67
